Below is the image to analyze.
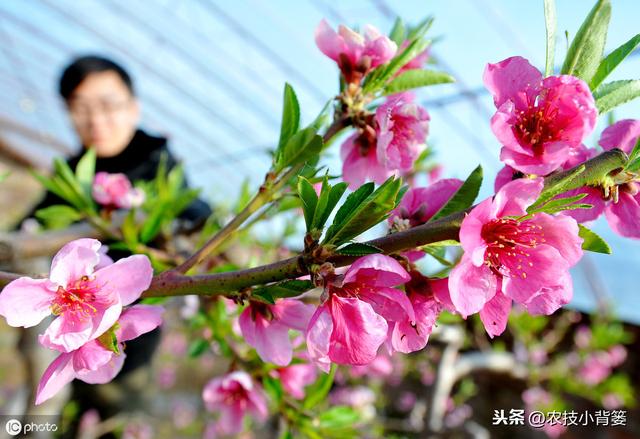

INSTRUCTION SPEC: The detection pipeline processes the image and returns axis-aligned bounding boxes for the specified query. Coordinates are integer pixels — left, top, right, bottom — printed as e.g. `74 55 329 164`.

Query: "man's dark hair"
59 55 134 100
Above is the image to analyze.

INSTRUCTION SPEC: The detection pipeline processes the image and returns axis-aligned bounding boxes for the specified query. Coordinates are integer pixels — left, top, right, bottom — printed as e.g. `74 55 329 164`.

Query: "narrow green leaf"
324 178 402 246
560 0 611 83
627 136 640 165
421 239 460 248
388 17 406 45
252 289 276 305
591 34 640 89
29 170 71 203
297 176 318 231
188 339 209 357
422 246 453 267
527 192 589 215
578 224 611 254
53 158 89 208
535 165 586 208
407 16 434 41
430 165 483 221
121 209 139 248
318 406 361 432
262 376 283 403
75 148 96 199
303 364 336 409
544 0 557 76
594 79 640 114
96 325 120 354
336 242 382 256
384 69 455 94
140 202 168 243
278 83 300 149
328 183 375 234
312 181 347 230
35 205 82 229
363 38 431 94
255 280 315 301
275 128 323 171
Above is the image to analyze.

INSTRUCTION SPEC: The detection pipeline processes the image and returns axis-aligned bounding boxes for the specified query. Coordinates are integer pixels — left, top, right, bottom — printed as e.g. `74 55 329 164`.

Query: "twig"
173 116 350 275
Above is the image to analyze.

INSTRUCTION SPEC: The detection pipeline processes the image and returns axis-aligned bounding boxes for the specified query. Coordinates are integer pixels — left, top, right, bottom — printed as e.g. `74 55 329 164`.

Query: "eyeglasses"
68 98 133 122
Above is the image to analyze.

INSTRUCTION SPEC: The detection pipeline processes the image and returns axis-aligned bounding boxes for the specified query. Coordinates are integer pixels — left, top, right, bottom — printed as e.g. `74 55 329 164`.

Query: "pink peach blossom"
92 172 145 209
449 178 583 337
350 353 393 378
599 119 640 238
202 371 268 435
389 271 449 353
35 305 163 405
376 93 430 174
0 238 153 352
306 254 413 371
340 131 395 189
239 299 314 366
275 363 317 399
484 56 597 175
389 178 463 228
315 19 397 83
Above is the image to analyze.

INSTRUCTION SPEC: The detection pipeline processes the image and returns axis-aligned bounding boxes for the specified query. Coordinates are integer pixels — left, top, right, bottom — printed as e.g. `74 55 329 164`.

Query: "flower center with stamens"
481 217 546 279
515 94 560 155
50 275 100 320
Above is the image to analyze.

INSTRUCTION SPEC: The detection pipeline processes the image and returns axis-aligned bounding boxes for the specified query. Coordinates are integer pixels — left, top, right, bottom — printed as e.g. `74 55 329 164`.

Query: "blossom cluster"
0 239 160 404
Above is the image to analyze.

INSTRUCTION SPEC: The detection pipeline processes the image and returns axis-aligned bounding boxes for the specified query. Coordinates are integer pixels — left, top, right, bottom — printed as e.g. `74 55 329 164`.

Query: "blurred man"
36 55 210 223
30 55 211 437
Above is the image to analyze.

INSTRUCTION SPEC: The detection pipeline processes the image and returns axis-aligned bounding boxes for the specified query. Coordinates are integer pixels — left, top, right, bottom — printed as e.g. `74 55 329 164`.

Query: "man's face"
66 71 140 157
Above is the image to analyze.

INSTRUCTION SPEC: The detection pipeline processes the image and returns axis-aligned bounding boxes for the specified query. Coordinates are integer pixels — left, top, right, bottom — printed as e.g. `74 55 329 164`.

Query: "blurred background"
0 1 638 438
1 0 639 322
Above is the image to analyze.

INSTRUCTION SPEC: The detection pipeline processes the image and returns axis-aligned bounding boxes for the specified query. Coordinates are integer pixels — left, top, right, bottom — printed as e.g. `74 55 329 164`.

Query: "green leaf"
560 0 611 83
534 165 586 208
278 83 300 149
53 158 89 208
627 136 640 164
35 205 82 229
591 34 640 89
527 192 589 215
121 209 139 249
75 148 96 199
430 165 483 221
421 239 460 248
594 79 640 114
324 178 402 246
326 183 375 235
275 127 323 172
312 180 348 230
363 38 431 94
388 17 406 45
0 170 9 182
422 246 453 266
188 339 209 357
318 406 361 432
336 242 382 256
297 176 318 231
96 324 120 355
140 202 168 244
578 224 611 254
254 280 315 301
544 0 557 76
303 364 336 410
625 137 640 172
262 375 283 403
407 16 434 41
384 69 454 94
